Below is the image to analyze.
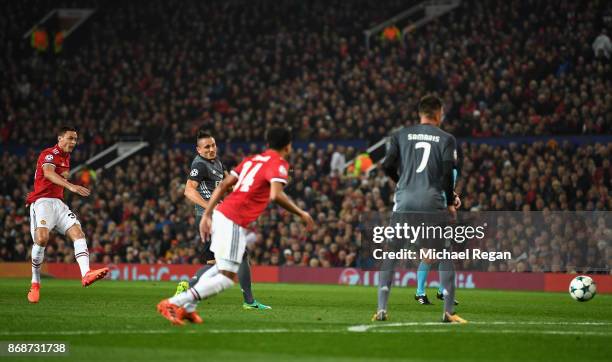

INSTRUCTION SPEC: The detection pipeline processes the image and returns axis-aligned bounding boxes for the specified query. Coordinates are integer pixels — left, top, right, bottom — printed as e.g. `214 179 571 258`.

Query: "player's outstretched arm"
42 164 90 197
269 182 314 231
200 175 238 240
184 180 209 209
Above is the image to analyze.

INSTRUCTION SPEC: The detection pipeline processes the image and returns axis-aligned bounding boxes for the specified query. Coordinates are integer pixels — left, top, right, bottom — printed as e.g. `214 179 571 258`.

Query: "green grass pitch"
0 279 610 361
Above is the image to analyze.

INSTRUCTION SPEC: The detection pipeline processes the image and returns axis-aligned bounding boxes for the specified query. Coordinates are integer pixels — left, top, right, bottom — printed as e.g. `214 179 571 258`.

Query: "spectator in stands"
330 145 347 176
593 29 612 59
0 0 610 275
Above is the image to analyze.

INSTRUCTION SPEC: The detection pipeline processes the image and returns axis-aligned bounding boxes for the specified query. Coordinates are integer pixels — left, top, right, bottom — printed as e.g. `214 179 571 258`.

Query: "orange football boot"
82 267 109 287
27 283 40 303
183 311 203 324
443 311 468 324
156 299 186 326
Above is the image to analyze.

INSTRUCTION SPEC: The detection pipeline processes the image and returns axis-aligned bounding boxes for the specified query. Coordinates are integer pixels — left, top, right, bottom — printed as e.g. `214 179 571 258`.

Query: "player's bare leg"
28 227 49 303
65 225 108 287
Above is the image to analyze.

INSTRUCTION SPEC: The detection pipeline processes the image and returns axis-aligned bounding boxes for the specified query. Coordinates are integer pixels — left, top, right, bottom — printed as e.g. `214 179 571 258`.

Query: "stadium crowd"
1 140 610 273
1 0 611 147
0 0 610 273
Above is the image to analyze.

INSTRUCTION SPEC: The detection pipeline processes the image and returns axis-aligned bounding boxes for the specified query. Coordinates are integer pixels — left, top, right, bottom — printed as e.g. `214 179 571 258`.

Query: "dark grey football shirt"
383 124 457 211
188 155 225 215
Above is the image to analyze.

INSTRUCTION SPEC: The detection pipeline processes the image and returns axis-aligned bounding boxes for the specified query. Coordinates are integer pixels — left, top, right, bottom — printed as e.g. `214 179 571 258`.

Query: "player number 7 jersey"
217 149 290 228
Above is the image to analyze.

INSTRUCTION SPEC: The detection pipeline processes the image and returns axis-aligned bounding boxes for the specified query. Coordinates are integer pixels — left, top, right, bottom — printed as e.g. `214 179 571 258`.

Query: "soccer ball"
569 276 597 302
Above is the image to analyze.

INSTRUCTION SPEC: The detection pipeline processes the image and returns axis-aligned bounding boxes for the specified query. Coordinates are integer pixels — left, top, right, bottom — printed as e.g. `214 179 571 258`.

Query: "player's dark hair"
197 129 213 141
58 126 77 136
266 127 292 151
418 95 443 119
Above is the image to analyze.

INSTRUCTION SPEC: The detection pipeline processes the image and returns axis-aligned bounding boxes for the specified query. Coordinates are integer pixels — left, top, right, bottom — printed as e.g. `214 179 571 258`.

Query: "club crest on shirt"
40 220 46 225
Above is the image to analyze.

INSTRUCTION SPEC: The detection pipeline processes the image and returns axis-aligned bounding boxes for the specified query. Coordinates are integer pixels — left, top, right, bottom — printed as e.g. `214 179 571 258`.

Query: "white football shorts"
210 210 247 273
29 198 81 240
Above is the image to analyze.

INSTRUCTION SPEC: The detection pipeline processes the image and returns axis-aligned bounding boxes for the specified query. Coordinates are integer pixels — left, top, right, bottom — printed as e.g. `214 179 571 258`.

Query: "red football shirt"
26 145 71 205
217 149 290 227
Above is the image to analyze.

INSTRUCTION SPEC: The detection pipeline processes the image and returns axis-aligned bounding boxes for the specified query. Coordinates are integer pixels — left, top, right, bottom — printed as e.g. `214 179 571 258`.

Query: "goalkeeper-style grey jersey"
188 155 225 215
383 124 457 212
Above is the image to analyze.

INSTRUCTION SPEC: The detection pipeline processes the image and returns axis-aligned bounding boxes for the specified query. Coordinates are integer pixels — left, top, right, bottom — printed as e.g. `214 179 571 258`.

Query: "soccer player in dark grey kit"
176 131 270 324
373 95 467 323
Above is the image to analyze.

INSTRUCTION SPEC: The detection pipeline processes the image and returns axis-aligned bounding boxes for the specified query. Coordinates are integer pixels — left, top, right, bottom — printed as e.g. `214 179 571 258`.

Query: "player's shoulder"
189 155 209 177
251 150 278 162
190 154 204 166
390 126 408 138
38 145 60 162
413 124 456 141
193 155 216 171
389 126 414 143
40 145 60 156
436 128 456 144
435 126 455 139
240 153 256 164
266 150 288 165
269 152 289 177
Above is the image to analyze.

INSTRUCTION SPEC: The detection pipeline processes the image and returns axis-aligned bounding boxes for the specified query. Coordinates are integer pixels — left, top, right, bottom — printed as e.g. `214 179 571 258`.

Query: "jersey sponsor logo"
279 165 288 176
190 169 199 177
407 134 441 142
211 170 222 178
45 154 54 162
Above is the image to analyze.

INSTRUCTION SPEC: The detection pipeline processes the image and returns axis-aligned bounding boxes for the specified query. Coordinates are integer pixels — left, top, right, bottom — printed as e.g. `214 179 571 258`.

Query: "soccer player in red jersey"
26 126 109 303
157 127 314 325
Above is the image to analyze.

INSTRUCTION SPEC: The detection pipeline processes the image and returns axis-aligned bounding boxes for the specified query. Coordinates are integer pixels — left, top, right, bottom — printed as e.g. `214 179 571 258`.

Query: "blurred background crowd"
1 140 610 272
1 0 610 273
2 0 611 146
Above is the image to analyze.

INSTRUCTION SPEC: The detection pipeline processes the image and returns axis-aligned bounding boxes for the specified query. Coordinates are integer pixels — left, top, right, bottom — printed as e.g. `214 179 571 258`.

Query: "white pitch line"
2 321 611 336
367 329 612 336
347 321 612 332
0 328 337 336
